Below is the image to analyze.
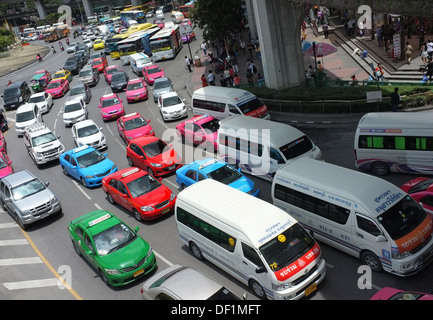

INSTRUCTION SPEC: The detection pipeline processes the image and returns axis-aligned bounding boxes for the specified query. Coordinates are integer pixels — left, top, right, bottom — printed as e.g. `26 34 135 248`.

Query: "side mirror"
255 266 267 274
98 105 101 108
376 235 387 242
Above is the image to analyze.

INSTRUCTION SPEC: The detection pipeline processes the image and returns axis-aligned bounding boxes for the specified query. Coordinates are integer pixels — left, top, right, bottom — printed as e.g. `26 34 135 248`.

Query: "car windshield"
147 66 161 74
112 73 126 82
77 124 99 137
53 73 65 79
3 88 20 97
124 117 147 130
377 195 427 240
200 118 219 133
142 140 166 157
107 68 119 75
64 102 82 113
408 179 433 193
101 97 120 108
70 86 85 96
162 95 181 107
29 95 45 103
90 53 101 60
127 81 144 90
260 223 315 272
76 150 105 168
32 132 57 147
92 59 102 66
207 165 242 185
279 135 314 161
11 178 46 201
154 79 170 89
47 81 61 89
79 70 92 77
16 110 35 122
138 57 152 65
237 97 265 114
126 174 160 198
208 287 240 300
93 223 136 256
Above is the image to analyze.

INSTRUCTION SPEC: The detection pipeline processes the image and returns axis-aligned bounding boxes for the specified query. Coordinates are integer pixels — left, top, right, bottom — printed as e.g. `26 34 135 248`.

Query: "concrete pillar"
245 0 257 41
252 0 305 89
34 0 46 20
82 0 94 18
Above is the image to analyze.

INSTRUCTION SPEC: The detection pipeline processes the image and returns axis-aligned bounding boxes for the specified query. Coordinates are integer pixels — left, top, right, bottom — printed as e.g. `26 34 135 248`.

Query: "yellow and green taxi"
93 39 105 50
68 210 157 286
52 69 73 83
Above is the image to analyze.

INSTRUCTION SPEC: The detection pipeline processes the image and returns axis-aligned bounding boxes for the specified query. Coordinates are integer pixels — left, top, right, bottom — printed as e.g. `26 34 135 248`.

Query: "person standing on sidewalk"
390 87 400 112
201 42 207 56
207 70 215 86
404 41 413 64
201 74 208 87
185 56 192 72
322 22 329 39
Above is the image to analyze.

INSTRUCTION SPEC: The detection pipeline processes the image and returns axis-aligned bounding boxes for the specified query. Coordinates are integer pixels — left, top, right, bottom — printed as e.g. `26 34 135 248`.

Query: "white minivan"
129 53 153 76
217 115 322 180
192 87 270 120
175 179 326 300
272 157 433 276
15 103 42 136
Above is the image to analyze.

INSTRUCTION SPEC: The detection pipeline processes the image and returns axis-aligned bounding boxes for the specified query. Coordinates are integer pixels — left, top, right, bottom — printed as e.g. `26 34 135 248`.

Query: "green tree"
191 0 242 55
0 28 14 55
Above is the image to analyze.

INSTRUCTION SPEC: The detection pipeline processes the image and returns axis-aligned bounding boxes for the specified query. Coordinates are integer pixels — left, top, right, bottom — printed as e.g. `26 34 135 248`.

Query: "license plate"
111 114 117 118
162 207 170 214
167 165 175 170
305 283 317 296
133 269 144 277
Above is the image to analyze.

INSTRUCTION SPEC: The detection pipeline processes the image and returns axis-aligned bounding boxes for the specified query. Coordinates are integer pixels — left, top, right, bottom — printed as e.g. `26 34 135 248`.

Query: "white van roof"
219 115 306 148
193 87 258 105
358 112 432 130
274 158 406 217
177 179 297 248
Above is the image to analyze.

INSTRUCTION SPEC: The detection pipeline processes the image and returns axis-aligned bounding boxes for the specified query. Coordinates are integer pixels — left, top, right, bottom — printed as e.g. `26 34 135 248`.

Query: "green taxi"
68 210 157 287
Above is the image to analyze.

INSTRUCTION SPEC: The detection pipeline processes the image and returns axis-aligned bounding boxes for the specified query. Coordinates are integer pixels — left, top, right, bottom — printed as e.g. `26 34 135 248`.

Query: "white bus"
354 112 433 176
175 179 326 300
149 23 182 61
272 157 433 276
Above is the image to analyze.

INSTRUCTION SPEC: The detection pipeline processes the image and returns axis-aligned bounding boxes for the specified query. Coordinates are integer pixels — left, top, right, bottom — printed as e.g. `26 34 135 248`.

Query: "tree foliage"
0 28 14 53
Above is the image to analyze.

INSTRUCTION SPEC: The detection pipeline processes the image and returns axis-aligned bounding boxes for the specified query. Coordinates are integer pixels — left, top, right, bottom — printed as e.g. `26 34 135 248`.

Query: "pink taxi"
0 131 7 152
142 65 165 85
98 93 125 121
0 151 13 178
125 78 148 103
176 114 220 151
117 112 154 145
104 65 121 84
45 78 69 98
371 287 433 300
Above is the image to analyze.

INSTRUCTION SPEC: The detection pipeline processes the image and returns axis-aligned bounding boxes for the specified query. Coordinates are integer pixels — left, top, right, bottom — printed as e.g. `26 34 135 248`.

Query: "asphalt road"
1 24 433 303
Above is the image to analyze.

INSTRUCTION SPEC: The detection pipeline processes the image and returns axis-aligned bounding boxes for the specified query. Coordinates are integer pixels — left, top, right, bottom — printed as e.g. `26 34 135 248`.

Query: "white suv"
23 122 65 167
15 103 42 136
158 91 187 122
71 119 106 150
62 98 88 127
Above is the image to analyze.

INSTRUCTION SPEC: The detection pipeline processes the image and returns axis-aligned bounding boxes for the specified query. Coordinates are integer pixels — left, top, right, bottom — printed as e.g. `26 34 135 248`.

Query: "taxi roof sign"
88 213 111 227
121 167 140 178
198 158 217 170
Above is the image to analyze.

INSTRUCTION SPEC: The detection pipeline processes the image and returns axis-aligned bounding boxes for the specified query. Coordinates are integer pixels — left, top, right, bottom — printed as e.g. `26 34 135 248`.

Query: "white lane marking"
162 178 178 190
0 239 28 246
154 251 174 267
115 138 126 151
0 222 18 229
94 203 103 210
3 278 59 290
53 118 57 130
105 124 114 136
72 180 91 200
0 257 42 266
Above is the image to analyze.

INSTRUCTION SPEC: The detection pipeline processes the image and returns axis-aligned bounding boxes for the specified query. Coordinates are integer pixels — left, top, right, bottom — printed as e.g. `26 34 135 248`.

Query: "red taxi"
125 78 148 103
176 114 220 151
104 66 121 84
45 79 69 98
142 65 165 85
117 112 154 145
91 57 108 73
98 93 125 121
102 167 176 221
126 136 182 177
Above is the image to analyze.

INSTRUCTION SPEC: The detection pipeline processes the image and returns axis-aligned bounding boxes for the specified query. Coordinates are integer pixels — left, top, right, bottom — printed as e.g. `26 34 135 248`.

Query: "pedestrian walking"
375 63 384 81
404 41 413 64
232 56 239 73
201 74 208 87
185 56 192 72
421 42 429 64
375 25 383 47
246 70 254 87
322 23 329 39
240 40 246 55
207 70 215 86
427 40 433 59
220 75 228 87
424 58 433 81
390 87 400 112
233 74 241 88
201 41 207 56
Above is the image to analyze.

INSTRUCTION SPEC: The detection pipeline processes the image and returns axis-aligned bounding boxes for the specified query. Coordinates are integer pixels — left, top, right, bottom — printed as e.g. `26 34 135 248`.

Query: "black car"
64 57 83 75
73 51 87 65
110 71 129 93
77 43 90 53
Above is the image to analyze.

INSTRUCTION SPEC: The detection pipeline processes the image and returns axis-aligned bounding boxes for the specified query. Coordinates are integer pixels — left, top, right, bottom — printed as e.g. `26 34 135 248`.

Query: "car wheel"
107 193 114 204
189 241 204 260
127 156 133 166
16 214 27 230
133 209 143 222
371 161 389 176
62 166 68 176
361 251 383 273
249 279 267 300
80 177 87 188
72 241 82 256
99 269 110 286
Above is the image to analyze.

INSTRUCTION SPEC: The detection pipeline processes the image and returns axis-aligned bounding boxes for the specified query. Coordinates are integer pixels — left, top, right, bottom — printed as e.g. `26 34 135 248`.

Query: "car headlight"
141 205 154 211
272 282 292 291
104 268 120 275
170 192 176 201
146 246 153 259
392 251 410 259
35 151 43 157
111 164 116 171
84 175 94 179
150 163 162 167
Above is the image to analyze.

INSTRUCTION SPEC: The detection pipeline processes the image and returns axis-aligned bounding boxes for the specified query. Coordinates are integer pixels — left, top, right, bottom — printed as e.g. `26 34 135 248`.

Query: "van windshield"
3 88 20 98
377 195 427 240
259 224 315 272
279 135 314 160
237 97 264 114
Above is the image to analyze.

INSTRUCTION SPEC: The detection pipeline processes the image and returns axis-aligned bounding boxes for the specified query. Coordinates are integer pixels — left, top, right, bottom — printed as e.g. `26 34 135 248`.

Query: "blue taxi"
60 145 117 187
175 158 260 197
